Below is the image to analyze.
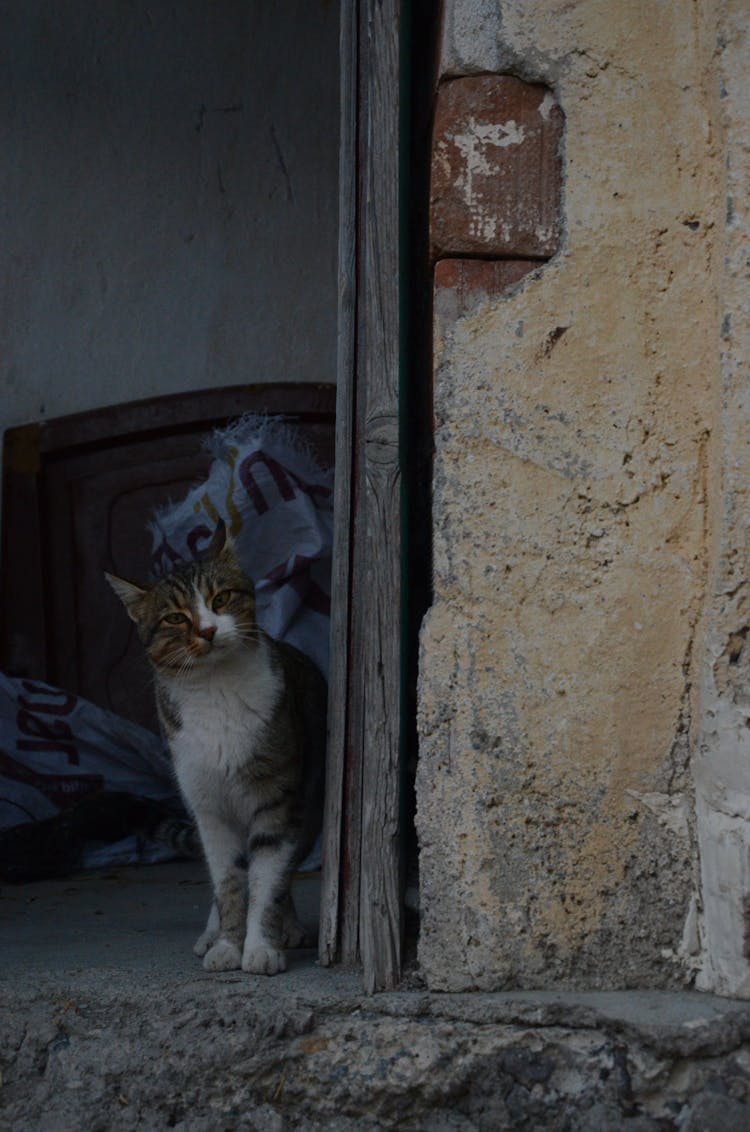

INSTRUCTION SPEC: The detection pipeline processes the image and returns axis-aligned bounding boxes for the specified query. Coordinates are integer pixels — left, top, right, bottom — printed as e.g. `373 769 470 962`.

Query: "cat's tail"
151 815 202 860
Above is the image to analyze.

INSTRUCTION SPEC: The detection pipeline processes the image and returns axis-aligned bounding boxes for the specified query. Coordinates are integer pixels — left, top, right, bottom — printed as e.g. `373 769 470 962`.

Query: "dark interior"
1 382 335 734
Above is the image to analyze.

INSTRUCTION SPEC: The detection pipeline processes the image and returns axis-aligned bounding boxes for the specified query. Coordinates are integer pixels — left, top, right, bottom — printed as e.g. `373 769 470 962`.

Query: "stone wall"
416 0 747 993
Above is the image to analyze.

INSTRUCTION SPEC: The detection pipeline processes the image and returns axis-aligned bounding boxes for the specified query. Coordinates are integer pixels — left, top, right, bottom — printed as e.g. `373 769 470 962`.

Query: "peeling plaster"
693 0 750 999
419 0 725 992
625 791 691 841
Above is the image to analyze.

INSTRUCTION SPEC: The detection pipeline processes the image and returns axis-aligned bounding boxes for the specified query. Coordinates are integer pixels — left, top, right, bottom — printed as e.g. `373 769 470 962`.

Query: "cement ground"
2 863 750 1130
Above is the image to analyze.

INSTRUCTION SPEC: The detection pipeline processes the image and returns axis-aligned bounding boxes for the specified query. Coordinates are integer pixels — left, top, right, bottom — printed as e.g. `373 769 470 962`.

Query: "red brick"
430 76 564 261
434 258 537 322
435 258 537 300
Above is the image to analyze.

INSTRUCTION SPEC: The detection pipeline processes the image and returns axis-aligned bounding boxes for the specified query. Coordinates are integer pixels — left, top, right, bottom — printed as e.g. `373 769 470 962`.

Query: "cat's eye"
162 611 189 626
211 590 232 612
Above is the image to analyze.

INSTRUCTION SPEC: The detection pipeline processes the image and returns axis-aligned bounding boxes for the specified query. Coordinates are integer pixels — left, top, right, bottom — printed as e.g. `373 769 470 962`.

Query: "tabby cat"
106 520 326 975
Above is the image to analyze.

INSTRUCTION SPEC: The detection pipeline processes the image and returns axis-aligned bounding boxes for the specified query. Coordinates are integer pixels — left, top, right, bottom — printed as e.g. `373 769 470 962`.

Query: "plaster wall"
0 1 339 436
695 2 750 998
418 1 731 990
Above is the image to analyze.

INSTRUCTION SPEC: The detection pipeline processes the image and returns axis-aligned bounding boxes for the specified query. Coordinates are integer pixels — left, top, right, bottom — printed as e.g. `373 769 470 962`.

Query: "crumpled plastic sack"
148 412 334 677
0 674 175 830
0 670 320 878
0 673 181 873
0 414 331 877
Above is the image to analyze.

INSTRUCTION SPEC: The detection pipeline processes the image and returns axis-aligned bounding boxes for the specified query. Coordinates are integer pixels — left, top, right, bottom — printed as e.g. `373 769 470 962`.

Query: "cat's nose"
197 625 216 642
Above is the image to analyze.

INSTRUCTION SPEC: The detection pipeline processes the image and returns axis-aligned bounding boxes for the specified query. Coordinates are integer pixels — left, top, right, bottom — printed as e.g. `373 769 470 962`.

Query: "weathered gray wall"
0 1 338 435
417 0 745 993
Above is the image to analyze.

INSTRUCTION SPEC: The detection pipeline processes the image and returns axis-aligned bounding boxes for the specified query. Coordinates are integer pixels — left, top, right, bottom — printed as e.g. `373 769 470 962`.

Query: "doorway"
0 0 341 970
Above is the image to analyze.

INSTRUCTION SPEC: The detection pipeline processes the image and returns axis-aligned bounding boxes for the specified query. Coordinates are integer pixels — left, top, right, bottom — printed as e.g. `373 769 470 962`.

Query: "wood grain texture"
356 0 402 994
320 0 359 968
321 0 403 990
321 0 404 991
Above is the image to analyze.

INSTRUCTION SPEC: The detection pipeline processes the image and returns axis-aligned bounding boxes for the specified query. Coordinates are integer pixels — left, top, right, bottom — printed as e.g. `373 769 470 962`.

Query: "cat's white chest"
166 646 280 813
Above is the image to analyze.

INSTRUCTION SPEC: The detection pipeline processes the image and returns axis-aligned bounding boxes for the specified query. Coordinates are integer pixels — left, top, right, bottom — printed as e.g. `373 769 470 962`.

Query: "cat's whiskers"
157 643 196 678
237 633 265 653
236 622 264 641
158 641 189 664
179 653 196 677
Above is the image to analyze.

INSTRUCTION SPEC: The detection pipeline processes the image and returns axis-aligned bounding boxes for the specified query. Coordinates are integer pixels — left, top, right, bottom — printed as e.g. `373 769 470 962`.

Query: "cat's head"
106 519 258 676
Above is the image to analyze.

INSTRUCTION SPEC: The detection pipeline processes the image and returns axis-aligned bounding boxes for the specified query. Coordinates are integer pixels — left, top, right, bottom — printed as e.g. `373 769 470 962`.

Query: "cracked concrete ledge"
3 966 750 1131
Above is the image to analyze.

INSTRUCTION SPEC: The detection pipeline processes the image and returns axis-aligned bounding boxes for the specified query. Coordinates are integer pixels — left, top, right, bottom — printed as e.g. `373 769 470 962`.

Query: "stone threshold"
2 863 750 1129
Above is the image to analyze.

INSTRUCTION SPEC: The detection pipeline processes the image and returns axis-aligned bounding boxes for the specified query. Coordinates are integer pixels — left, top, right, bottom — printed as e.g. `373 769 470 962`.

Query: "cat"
106 519 327 975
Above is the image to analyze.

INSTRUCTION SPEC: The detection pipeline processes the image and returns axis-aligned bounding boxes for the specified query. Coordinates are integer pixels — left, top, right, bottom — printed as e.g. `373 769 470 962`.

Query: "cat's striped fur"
106 521 326 975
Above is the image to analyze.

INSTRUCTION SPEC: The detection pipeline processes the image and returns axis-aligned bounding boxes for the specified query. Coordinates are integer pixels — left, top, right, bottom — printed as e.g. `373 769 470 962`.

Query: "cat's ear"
202 517 233 560
105 572 147 622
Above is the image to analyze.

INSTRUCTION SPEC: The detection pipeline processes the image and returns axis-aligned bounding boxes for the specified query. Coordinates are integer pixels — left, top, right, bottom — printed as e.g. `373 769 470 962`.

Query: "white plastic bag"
0 415 332 874
0 673 181 873
148 414 334 676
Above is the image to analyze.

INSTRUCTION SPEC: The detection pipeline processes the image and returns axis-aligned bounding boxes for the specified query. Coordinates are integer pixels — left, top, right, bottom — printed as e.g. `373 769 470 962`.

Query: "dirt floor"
3 863 750 1130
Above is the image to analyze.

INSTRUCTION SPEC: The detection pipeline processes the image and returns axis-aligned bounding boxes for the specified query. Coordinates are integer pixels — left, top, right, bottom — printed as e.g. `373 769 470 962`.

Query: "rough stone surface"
430 75 563 260
418 1 725 991
4 865 750 1129
5 972 750 1130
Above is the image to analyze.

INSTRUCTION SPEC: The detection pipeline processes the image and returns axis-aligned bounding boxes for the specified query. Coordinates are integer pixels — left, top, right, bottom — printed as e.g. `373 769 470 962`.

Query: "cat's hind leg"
278 891 308 949
242 836 296 975
193 901 220 957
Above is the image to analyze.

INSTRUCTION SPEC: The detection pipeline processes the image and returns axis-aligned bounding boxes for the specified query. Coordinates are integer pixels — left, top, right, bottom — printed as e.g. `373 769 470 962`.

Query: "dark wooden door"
1 384 335 733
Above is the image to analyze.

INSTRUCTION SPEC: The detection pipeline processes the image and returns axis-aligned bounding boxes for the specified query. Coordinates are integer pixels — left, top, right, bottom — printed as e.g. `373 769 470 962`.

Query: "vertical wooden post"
320 0 403 992
355 0 403 994
319 0 359 971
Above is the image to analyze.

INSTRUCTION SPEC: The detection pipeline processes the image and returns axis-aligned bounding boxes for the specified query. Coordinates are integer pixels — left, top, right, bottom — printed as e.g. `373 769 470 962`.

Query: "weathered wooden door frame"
320 0 404 992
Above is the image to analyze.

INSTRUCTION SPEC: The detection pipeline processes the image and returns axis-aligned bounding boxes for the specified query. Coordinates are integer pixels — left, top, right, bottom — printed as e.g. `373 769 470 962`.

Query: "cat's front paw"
203 938 242 971
242 943 287 975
